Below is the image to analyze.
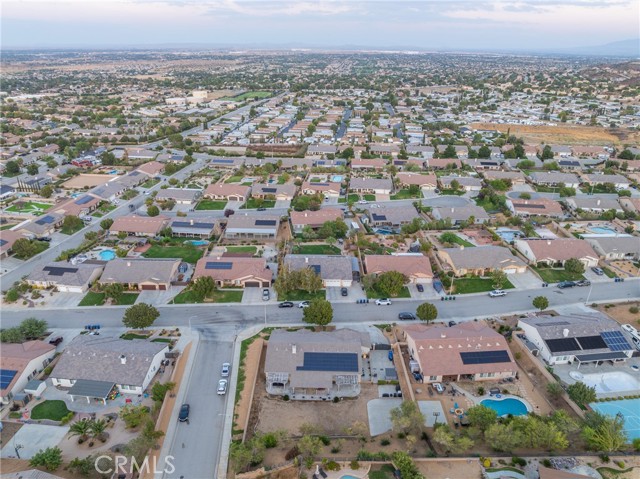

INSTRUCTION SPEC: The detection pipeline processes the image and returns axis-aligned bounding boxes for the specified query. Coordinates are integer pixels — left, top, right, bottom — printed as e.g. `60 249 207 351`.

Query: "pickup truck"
49 336 63 346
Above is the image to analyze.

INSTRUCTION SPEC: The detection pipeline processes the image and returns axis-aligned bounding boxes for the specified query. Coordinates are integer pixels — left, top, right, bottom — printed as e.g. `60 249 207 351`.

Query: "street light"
585 282 594 305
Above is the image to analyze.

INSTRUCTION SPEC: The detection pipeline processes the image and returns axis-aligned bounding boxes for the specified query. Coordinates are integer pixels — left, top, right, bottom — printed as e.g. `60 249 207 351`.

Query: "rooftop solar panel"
601 331 632 352
460 350 511 365
0 369 18 390
310 265 321 275
35 215 55 225
372 214 387 221
43 266 79 276
172 221 214 229
538 321 571 327
296 352 358 372
545 338 580 354
0 239 7 247
576 335 607 350
74 195 94 205
205 262 233 270
262 187 277 193
213 159 234 164
255 220 276 226
513 203 545 209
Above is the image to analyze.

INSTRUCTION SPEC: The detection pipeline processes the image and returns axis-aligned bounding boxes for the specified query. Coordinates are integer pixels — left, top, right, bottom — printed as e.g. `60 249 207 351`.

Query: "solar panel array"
172 221 214 229
545 337 580 353
74 195 94 205
577 335 607 350
372 214 387 221
262 187 277 193
43 266 79 276
213 159 234 164
537 321 571 327
205 262 233 270
513 203 545 209
460 350 511 365
310 265 321 275
255 220 276 226
601 331 632 351
35 215 55 225
296 352 358 372
0 239 7 247
0 369 18 389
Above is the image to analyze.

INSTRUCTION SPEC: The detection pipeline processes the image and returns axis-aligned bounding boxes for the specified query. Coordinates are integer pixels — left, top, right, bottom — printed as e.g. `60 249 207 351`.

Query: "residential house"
586 237 640 261
564 196 623 213
0 230 26 259
0 341 56 404
204 183 250 202
463 158 501 170
514 238 599 268
224 214 280 240
50 335 167 400
52 195 100 218
89 181 128 202
208 157 245 169
0 184 16 201
26 261 105 293
136 161 165 177
300 181 342 199
364 254 433 284
571 146 609 159
290 208 343 234
109 215 169 237
125 148 158 160
431 205 490 225
369 144 400 156
15 212 65 237
549 145 572 158
193 256 272 287
284 254 353 287
620 197 640 214
365 206 419 230
350 158 386 170
403 321 517 384
438 245 527 276
518 313 634 366
395 173 438 190
252 183 297 201
582 174 630 189
506 198 564 218
425 158 462 169
307 144 337 157
155 188 202 205
439 176 483 192
264 328 369 399
99 258 181 290
528 172 581 188
349 177 393 195
169 218 216 238
406 145 435 159
482 170 527 185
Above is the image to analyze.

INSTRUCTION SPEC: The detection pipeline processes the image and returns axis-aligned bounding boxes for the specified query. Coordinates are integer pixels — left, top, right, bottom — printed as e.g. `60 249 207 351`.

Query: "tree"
559 186 576 197
122 303 160 329
391 451 425 479
441 144 457 159
297 434 322 459
147 204 160 217
532 296 549 311
30 447 63 471
12 238 37 259
376 271 407 297
567 381 596 407
540 145 554 160
89 419 108 442
68 456 96 477
439 231 458 245
151 381 175 403
449 179 460 191
27 163 40 175
466 405 498 433
68 419 92 441
582 413 627 452
564 258 585 274
104 283 124 302
432 425 474 453
390 400 425 437
478 145 491 159
100 218 114 231
4 289 20 303
491 270 507 290
19 318 48 339
119 404 149 429
5 160 20 175
298 268 323 294
547 381 564 400
39 185 54 198
302 299 333 328
340 147 354 159
516 159 535 169
191 276 215 300
416 302 438 323
62 215 83 233
519 192 531 200
485 423 522 452
230 436 265 472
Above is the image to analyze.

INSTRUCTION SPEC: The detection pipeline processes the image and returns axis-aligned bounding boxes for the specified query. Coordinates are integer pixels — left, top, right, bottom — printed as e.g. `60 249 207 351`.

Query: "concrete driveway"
242 287 274 304
507 270 544 290
0 424 69 459
137 287 185 306
408 283 441 300
274 199 291 209
225 200 244 211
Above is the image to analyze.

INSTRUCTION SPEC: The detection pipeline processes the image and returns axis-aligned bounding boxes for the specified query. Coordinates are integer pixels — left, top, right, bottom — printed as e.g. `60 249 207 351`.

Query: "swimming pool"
495 228 521 243
481 397 529 417
185 240 209 246
590 398 640 441
99 249 116 261
569 371 640 395
374 228 394 235
589 226 617 235
332 175 344 182
340 476 360 479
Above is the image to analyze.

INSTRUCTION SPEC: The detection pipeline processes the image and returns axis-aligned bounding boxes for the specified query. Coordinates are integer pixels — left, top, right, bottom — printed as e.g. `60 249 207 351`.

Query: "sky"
1 0 638 52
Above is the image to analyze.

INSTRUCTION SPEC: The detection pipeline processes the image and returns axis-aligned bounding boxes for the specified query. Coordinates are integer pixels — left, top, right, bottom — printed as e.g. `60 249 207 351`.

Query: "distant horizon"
2 1 639 57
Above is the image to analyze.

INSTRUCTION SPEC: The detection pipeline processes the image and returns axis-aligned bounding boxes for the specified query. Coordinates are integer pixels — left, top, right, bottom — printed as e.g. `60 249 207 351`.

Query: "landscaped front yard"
532 266 585 283
453 277 515 294
5 201 52 216
240 198 276 209
366 285 411 299
78 292 140 306
338 193 360 203
279 290 325 301
31 400 71 421
143 244 203 264
226 245 258 254
195 200 227 210
225 175 243 183
171 288 243 304
390 189 421 200
292 244 341 255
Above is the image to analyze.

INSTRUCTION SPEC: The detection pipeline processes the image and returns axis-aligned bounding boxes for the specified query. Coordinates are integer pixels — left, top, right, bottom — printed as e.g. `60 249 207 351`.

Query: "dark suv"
178 404 190 422
557 281 576 289
398 312 416 320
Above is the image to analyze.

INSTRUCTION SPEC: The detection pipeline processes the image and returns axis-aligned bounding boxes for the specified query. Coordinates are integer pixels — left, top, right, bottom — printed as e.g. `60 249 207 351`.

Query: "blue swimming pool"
99 249 116 261
332 175 344 182
185 240 209 246
496 228 521 243
481 397 529 417
589 226 616 235
590 398 640 441
340 476 359 479
374 228 394 235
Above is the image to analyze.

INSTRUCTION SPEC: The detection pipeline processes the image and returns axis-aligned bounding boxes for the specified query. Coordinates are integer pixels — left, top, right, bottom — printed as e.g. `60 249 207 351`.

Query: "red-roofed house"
364 254 433 284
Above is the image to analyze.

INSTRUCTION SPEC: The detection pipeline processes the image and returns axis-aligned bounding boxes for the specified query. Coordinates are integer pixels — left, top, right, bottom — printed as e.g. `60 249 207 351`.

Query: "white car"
433 382 445 394
358 199 368 204
375 298 392 306
488 290 507 297
298 301 310 308
217 379 228 395
221 362 230 377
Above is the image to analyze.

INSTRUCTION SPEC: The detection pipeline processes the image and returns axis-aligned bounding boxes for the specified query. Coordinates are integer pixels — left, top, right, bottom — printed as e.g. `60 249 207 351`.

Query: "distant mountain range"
550 39 639 58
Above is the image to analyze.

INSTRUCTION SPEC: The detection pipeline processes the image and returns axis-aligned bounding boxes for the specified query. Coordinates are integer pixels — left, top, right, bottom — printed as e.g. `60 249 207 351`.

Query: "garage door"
504 268 517 275
324 280 342 287
159 285 167 290
141 284 157 290
245 281 260 287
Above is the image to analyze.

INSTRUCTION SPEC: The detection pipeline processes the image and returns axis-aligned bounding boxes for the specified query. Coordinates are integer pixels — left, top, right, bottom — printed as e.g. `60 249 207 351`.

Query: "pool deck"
554 357 640 398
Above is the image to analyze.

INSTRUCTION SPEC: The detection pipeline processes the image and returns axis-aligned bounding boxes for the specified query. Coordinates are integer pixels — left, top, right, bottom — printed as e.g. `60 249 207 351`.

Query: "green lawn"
171 288 244 304
195 200 227 210
366 286 411 299
142 179 160 188
143 245 203 264
363 194 376 201
224 175 243 183
369 465 395 479
440 189 466 196
338 193 360 203
5 201 51 216
532 266 585 283
221 91 271 101
601 266 617 278
226 246 258 254
78 292 139 306
152 338 173 343
292 244 341 255
453 277 515 294
0 223 16 230
279 290 326 301
120 333 150 340
240 198 276 209
60 222 85 235
442 234 475 248
390 189 421 200
476 196 506 212
116 293 139 305
31 400 71 421
13 240 49 260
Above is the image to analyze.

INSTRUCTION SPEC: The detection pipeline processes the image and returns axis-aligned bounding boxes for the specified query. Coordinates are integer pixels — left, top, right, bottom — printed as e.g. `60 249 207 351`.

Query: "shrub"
380 438 391 446
599 454 610 463
356 450 391 461
325 461 340 471
283 394 290 401
616 460 625 468
397 432 406 439
511 456 526 467
262 433 278 448
284 446 299 460
542 459 551 467
633 438 640 452
43 366 53 375
319 435 331 446
629 306 639 314
350 460 360 470
333 396 340 403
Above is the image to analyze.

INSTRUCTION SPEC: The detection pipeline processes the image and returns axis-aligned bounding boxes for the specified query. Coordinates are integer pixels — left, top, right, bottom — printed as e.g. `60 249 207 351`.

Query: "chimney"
525 200 529 205
190 219 194 225
547 241 551 245
563 328 569 338
305 257 309 263
304 212 308 217
120 354 127 365
292 345 297 354
126 261 131 267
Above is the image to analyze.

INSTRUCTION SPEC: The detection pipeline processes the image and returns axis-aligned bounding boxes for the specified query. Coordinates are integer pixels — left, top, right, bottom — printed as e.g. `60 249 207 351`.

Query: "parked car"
575 279 591 287
36 237 52 242
278 301 294 308
488 289 507 297
257 207 266 211
416 284 424 292
48 336 63 345
557 281 576 289
433 382 445 394
221 362 230 377
448 321 457 327
298 301 310 308
262 289 270 301
375 298 392 306
358 199 368 204
217 379 228 395
398 312 416 320
340 287 348 297
591 267 604 276
178 404 190 422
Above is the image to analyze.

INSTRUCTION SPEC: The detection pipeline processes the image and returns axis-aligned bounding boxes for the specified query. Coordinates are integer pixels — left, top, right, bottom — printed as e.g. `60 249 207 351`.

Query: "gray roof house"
586 236 640 261
437 245 528 276
564 196 623 213
224 214 280 240
252 183 297 200
169 218 216 238
50 335 168 400
26 261 105 293
155 188 202 205
284 254 353 287
15 212 65 237
431 205 490 225
99 258 181 290
439 176 483 191
349 177 393 195
365 206 419 231
264 328 370 399
528 172 581 188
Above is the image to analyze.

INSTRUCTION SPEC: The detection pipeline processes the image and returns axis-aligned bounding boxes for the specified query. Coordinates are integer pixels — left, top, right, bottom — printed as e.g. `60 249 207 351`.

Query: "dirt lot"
596 301 640 326
471 122 640 146
416 458 482 479
61 174 118 189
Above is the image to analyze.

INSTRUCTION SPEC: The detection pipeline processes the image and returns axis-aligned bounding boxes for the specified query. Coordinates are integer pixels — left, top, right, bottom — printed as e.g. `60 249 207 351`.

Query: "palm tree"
90 419 108 442
68 419 92 442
